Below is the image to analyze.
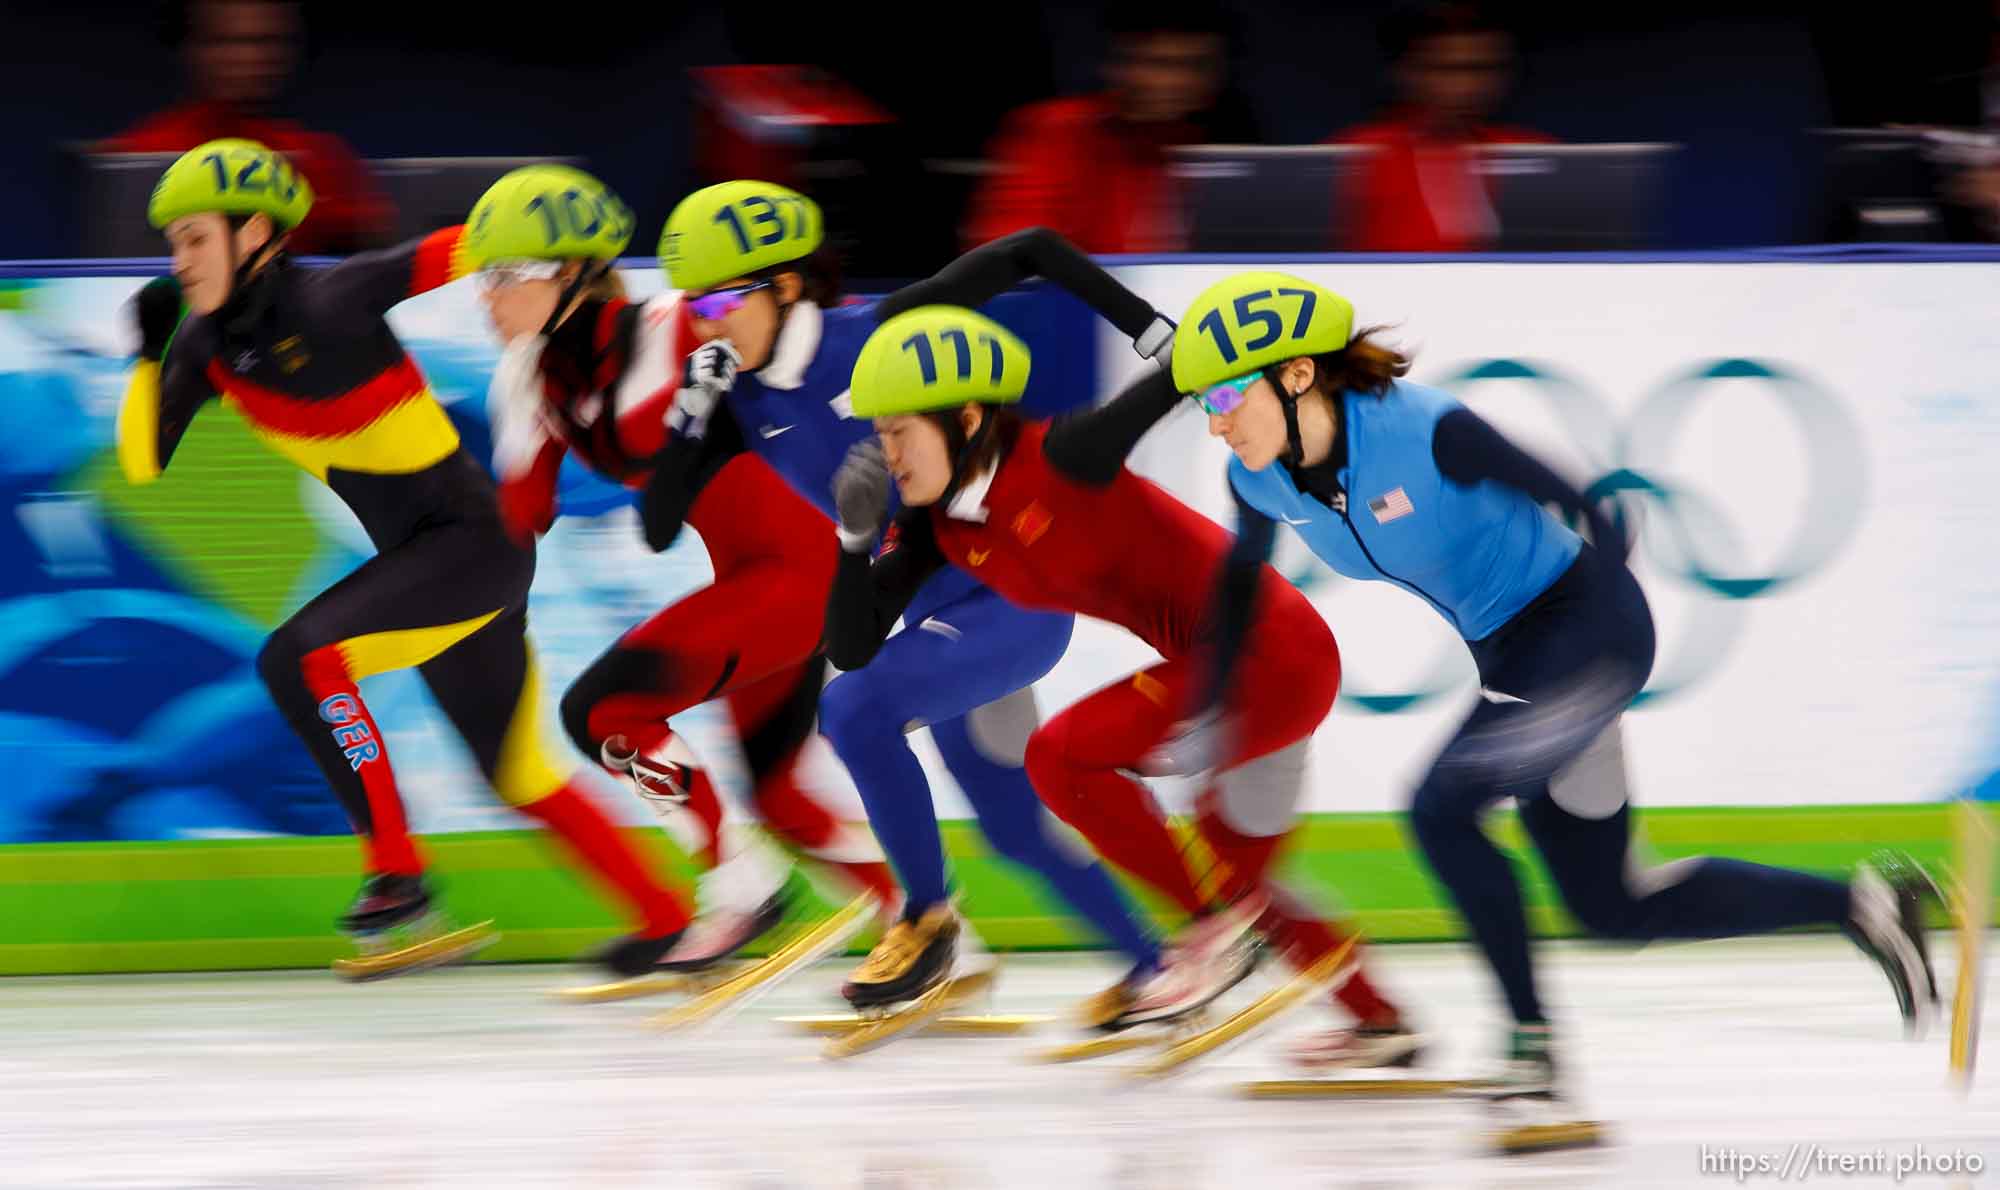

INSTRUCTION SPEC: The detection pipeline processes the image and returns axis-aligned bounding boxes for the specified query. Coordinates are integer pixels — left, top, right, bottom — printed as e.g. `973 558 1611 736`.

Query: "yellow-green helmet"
464 165 635 269
1169 272 1355 394
659 180 823 292
147 138 314 230
850 306 1031 418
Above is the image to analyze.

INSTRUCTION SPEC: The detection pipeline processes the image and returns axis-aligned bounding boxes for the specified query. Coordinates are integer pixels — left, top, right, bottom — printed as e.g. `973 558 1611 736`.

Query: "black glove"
131 276 184 362
638 457 689 553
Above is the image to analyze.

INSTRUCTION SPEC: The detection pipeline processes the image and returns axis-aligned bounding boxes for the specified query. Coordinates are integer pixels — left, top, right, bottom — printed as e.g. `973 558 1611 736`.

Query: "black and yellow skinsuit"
118 230 688 944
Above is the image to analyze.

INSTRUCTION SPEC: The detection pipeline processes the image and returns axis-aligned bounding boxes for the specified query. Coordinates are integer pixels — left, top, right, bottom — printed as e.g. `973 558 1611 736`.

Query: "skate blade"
1241 1077 1499 1099
649 893 875 1032
1033 1031 1168 1064
821 970 994 1060
1127 935 1357 1080
1492 1120 1606 1154
1949 799 1993 1088
331 920 498 982
553 973 696 1004
779 1013 1048 1037
555 961 749 1004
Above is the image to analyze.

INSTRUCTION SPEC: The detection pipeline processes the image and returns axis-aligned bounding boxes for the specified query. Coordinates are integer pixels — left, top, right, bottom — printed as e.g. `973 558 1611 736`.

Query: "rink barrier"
0 803 1989 976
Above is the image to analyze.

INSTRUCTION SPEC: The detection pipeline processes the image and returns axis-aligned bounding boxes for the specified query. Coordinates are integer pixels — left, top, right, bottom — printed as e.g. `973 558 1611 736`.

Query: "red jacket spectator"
1328 113 1554 252
963 94 1194 254
108 102 392 255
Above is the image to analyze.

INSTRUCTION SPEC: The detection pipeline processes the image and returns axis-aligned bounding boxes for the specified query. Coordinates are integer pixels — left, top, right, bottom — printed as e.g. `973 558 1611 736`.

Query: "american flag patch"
1368 487 1415 523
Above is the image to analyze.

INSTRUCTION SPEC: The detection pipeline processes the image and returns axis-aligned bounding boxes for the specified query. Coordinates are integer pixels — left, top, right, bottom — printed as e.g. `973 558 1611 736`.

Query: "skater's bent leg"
1519 796 1850 939
936 705 1160 969
560 576 810 760
821 591 1070 916
421 611 687 936
1258 883 1401 1025
254 549 500 876
1192 740 1313 901
819 664 949 912
1024 668 1208 915
731 663 897 905
1409 746 1544 1025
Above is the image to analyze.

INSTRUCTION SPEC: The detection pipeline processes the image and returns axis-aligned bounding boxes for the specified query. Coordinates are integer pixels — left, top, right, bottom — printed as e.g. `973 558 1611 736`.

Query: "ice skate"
649 890 878 1031
331 874 496 982
1116 894 1265 1029
822 906 999 1059
1285 1020 1427 1072
1479 1024 1604 1153
1033 969 1212 1064
1847 853 1942 1038
1127 929 1355 1079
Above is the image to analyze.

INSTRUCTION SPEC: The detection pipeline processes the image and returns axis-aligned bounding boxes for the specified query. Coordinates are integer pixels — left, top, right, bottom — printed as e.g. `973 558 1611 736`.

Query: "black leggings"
1407 550 1853 1024
254 501 557 874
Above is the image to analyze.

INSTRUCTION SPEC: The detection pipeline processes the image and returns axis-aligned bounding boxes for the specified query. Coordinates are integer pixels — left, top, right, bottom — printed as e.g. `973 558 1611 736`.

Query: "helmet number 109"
901 328 1005 386
1195 287 1318 365
523 188 629 248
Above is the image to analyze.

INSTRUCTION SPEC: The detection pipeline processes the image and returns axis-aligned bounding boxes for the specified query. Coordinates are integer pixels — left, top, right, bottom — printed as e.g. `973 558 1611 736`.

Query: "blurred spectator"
104 0 392 253
1328 1 1551 252
962 1 1242 253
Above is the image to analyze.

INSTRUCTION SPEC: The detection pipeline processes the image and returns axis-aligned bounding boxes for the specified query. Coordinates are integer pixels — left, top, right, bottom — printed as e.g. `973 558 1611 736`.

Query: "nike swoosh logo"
760 424 795 439
1480 688 1532 705
966 547 991 565
1279 515 1313 525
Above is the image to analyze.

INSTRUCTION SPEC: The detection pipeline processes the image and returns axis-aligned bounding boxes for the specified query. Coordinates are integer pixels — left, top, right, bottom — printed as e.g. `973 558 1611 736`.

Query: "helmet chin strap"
219 225 287 335
1271 366 1307 467
539 259 612 338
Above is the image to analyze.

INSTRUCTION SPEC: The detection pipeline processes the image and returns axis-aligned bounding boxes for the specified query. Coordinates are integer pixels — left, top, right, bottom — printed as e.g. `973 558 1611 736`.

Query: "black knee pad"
562 646 673 755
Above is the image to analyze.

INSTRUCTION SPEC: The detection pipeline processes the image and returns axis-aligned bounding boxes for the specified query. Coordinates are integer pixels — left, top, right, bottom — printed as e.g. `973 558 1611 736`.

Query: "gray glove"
1133 312 1176 368
833 439 892 549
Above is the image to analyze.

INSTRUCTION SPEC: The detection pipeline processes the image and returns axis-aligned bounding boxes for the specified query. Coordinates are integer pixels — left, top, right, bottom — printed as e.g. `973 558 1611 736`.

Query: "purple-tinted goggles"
688 280 772 321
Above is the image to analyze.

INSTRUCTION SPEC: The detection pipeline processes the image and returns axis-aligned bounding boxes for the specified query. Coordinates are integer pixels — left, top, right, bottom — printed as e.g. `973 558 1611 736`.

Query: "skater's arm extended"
1196 483 1281 714
315 225 475 315
1432 409 1627 560
118 277 215 483
825 479 946 671
876 227 1174 359
1040 366 1182 487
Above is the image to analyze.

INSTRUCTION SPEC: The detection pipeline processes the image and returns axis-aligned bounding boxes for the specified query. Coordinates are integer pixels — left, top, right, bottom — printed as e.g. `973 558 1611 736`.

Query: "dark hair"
1379 1 1502 62
758 244 843 308
1304 326 1412 400
922 404 1020 477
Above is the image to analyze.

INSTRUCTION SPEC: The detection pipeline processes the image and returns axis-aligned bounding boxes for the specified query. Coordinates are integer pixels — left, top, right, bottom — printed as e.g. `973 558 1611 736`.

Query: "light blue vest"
1229 381 1580 641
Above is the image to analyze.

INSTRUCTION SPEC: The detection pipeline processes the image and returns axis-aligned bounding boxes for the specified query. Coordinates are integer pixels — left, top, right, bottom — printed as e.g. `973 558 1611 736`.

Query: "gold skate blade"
1949 799 1993 1088
1128 936 1358 1080
821 970 993 1060
779 1013 1049 1037
553 973 696 1003
1241 1077 1498 1099
1032 1031 1171 1064
649 893 875 1031
331 920 497 982
1492 1120 1606 1154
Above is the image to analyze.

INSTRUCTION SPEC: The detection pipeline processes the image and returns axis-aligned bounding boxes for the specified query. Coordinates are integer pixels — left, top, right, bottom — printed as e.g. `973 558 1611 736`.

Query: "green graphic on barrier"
80 409 319 628
0 804 1985 976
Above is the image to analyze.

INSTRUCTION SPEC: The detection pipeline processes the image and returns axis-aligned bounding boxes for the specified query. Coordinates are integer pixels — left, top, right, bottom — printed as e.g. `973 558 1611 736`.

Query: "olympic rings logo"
1286 357 1868 711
